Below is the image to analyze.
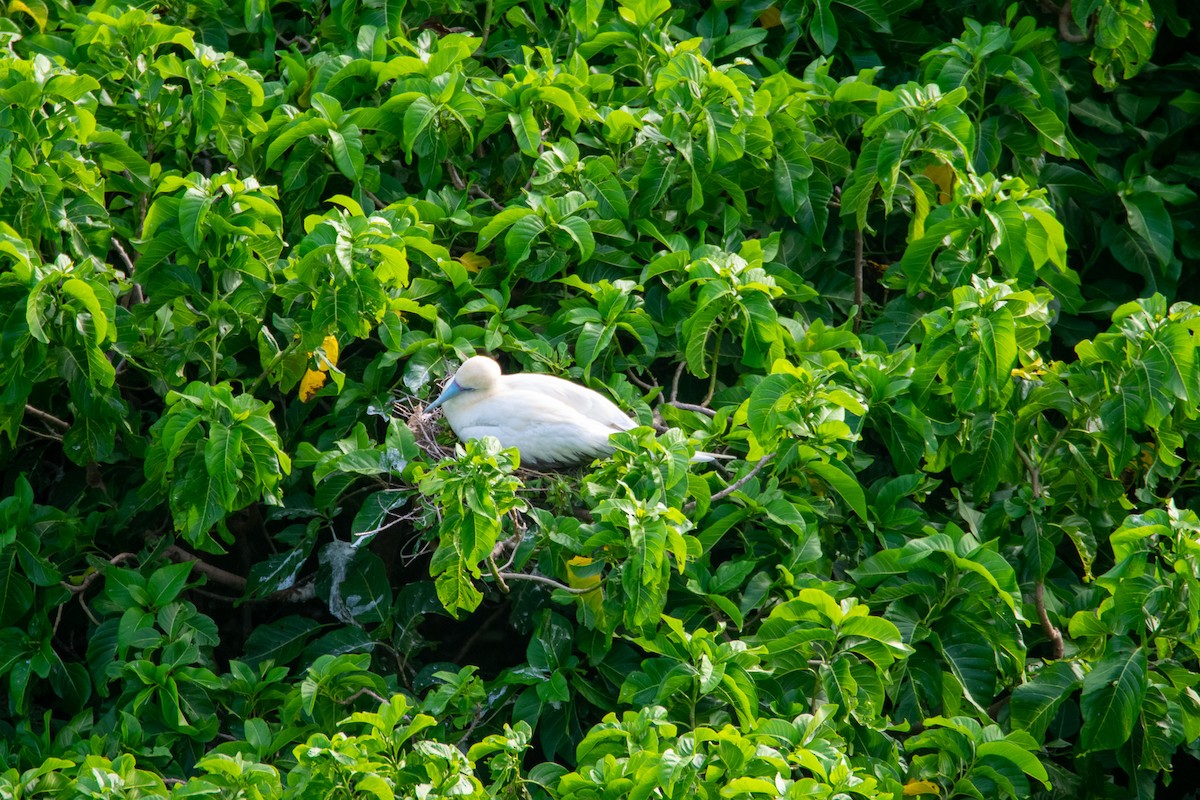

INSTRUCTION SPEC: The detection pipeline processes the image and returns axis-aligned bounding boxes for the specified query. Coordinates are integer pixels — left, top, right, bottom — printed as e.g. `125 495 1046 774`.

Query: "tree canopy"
1 0 1198 797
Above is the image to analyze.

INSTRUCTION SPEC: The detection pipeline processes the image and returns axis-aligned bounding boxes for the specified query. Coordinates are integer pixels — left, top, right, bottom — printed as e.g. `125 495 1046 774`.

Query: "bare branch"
24 404 70 430
670 361 685 403
627 370 660 393
1015 446 1043 498
853 227 864 333
110 236 137 274
469 184 506 213
61 552 139 595
338 687 389 706
447 162 467 191
668 400 716 418
684 453 775 513
1059 0 1089 42
164 545 248 593
496 571 598 595
1035 580 1065 659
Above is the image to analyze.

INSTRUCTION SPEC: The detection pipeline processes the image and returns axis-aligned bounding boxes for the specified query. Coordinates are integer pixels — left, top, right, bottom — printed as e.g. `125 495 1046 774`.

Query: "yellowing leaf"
457 251 491 273
10 0 49 32
923 163 956 205
299 368 327 402
318 335 339 371
903 780 941 796
758 5 782 28
566 556 598 589
566 556 603 615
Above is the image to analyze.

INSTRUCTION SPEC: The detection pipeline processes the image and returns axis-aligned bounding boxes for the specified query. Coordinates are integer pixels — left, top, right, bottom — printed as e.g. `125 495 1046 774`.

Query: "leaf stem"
248 340 301 395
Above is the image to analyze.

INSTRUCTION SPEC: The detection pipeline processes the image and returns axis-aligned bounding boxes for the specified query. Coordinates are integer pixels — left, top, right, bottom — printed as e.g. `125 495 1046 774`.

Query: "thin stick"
1035 581 1065 659
248 341 300 395
1058 0 1089 43
1016 446 1063 658
853 227 864 333
496 571 598 595
164 545 248 593
670 361 685 403
668 401 716 418
24 404 70 430
684 453 774 513
111 237 136 272
627 370 659 393
488 555 510 593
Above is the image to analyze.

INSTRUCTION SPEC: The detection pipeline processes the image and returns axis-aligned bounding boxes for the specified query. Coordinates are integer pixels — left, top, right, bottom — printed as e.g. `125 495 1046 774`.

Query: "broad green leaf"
504 214 547 265
1122 192 1173 267
557 216 595 262
1079 637 1147 752
807 460 868 521
810 0 838 53
1010 661 1084 742
509 107 542 158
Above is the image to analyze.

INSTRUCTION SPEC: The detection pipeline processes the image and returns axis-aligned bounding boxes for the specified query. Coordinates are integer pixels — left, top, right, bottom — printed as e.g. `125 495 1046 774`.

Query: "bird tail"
690 451 735 463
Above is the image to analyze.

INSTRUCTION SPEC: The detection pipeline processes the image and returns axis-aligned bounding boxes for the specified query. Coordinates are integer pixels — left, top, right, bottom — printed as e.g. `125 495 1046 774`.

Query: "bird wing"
501 373 637 432
449 389 623 467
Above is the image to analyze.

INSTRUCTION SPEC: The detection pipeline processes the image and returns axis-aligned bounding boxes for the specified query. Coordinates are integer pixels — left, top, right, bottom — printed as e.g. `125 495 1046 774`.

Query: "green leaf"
266 117 330 166
403 95 439 157
1122 192 1173 267
1079 637 1148 752
810 0 838 53
147 562 194 607
504 214 547 265
179 187 214 253
807 460 868 521
556 216 595 262
1010 661 1084 742
509 106 542 158
0 553 34 627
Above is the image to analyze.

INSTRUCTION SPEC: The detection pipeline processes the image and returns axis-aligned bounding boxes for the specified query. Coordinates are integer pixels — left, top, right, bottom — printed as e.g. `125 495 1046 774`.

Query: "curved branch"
1035 580 1065 659
496 571 598 595
1058 0 1089 43
25 404 70 430
165 545 248 593
684 453 775 513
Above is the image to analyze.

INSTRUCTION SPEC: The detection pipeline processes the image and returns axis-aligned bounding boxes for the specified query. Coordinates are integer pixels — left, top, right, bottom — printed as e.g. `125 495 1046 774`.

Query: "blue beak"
425 379 463 412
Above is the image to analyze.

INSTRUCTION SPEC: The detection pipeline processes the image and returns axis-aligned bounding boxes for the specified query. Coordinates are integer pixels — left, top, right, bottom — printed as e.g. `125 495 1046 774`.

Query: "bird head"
424 356 501 413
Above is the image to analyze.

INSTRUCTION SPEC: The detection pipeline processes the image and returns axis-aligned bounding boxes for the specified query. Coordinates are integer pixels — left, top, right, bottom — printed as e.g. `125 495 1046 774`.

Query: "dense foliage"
1 0 1198 796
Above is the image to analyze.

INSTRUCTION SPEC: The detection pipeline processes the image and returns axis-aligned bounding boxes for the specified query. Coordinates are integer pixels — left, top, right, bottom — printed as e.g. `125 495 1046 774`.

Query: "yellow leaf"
457 251 490 273
566 556 603 615
318 335 339 371
757 5 782 28
903 780 941 796
299 369 327 402
10 0 48 32
923 163 956 205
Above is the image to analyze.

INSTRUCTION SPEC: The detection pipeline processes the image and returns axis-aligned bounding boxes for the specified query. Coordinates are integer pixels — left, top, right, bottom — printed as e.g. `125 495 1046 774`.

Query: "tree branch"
1058 0 1089 43
684 453 774 513
668 401 716 418
25 404 70 430
165 545 248 593
853 227 864 333
496 571 598 595
1035 580 1065 660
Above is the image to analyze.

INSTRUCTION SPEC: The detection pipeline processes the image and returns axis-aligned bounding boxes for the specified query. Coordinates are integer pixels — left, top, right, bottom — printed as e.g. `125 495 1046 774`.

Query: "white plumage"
424 356 717 468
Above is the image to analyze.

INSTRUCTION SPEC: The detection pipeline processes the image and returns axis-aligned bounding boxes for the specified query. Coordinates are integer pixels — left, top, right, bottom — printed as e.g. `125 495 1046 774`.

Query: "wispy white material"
424 356 726 468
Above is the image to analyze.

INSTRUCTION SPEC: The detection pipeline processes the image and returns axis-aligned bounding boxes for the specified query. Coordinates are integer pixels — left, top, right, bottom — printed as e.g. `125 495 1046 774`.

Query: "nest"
391 397 456 463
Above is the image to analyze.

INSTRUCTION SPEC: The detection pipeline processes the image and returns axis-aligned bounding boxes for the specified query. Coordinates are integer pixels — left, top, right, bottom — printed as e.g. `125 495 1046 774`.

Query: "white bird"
424 356 725 468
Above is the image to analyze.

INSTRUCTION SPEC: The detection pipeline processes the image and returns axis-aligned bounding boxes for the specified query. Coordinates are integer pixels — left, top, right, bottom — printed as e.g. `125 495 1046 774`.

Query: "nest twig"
392 397 457 463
